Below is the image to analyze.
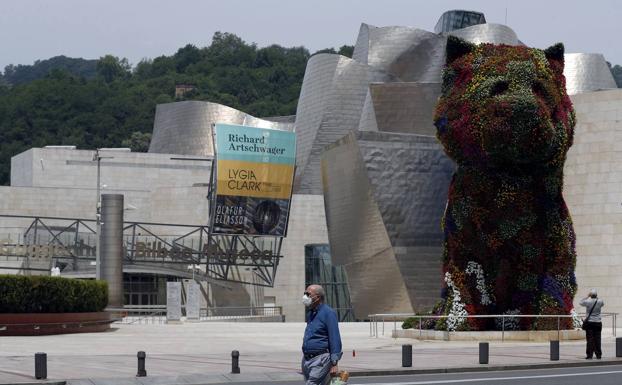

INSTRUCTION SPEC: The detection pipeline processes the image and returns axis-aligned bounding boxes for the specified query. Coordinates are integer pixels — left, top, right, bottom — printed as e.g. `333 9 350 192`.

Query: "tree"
96 55 131 83
122 131 152 152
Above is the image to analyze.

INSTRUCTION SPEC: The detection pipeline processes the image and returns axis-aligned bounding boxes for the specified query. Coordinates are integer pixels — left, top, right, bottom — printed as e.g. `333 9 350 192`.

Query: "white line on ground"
355 369 622 384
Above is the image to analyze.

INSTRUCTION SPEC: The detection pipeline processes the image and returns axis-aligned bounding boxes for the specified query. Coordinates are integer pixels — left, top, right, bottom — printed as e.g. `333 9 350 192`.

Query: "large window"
304 244 354 321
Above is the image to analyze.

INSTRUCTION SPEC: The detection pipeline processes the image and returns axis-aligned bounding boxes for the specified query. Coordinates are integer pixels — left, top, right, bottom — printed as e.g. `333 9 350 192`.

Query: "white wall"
566 89 622 316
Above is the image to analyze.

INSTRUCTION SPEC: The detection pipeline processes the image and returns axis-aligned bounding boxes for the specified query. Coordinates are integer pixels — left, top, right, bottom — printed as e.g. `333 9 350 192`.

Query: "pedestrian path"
0 323 619 384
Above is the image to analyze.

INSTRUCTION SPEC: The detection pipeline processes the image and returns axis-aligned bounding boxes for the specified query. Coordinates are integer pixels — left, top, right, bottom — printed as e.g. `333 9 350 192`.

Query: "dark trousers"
585 321 602 358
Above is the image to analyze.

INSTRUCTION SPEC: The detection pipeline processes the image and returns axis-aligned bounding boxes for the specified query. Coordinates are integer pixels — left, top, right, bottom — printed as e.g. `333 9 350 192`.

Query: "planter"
0 312 113 336
393 328 585 341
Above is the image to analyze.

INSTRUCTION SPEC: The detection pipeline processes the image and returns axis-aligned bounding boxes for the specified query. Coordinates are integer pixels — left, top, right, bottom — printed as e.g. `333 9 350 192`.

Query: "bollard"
231 350 240 374
136 351 147 377
479 342 489 364
550 340 559 361
401 344 412 367
617 337 622 358
34 352 47 380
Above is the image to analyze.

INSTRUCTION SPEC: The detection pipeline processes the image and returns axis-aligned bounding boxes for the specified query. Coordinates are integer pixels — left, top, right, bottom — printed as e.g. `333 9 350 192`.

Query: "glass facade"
304 244 354 321
434 10 486 33
123 273 178 306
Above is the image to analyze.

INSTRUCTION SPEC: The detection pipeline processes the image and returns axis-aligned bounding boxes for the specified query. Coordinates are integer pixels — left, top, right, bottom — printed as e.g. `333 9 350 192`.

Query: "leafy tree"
96 55 131 83
122 131 152 152
1 56 97 86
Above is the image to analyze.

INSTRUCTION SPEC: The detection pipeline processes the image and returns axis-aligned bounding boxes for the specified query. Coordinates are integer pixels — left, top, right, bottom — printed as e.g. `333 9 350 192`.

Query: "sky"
1 0 621 71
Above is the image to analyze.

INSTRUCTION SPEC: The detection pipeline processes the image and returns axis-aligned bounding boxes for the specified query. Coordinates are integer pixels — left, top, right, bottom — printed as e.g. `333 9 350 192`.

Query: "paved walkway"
0 323 620 384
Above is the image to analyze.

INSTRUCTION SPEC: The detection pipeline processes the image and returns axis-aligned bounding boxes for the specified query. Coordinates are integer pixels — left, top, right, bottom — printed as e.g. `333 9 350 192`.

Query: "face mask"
302 294 313 307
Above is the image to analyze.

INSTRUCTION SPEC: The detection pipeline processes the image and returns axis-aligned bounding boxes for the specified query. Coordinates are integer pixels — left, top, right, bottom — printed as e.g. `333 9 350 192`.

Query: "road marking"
355 369 622 384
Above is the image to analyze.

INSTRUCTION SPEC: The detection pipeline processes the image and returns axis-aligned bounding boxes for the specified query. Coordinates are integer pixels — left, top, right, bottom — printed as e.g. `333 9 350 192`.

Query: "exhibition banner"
212 123 296 236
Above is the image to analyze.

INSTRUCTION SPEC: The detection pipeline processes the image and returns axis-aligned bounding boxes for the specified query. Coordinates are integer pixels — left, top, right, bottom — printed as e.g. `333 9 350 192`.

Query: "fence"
368 312 618 341
113 306 284 324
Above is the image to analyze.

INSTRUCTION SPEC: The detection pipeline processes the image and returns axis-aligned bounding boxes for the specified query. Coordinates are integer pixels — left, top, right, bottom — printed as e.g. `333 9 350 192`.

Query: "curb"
2 359 621 385
0 382 65 385
349 358 622 377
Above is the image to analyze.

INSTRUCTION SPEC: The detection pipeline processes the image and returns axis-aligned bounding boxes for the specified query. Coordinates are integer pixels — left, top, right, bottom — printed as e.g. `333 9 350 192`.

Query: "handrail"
113 306 284 324
367 312 618 341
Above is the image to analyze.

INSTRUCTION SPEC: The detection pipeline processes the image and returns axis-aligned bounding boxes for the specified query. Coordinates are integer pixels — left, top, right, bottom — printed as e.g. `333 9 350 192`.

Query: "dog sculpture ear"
544 43 565 72
445 35 476 65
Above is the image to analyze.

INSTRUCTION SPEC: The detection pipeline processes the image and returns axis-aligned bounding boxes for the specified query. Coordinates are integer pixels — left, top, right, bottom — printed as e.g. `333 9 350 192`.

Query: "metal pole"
95 150 101 280
34 352 47 379
231 350 240 373
550 340 559 361
479 342 489 364
502 315 505 342
402 344 412 367
557 316 560 341
419 317 422 338
136 351 147 377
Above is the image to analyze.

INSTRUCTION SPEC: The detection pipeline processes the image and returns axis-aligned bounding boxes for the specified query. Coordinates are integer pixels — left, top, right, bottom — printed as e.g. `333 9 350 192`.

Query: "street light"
93 148 130 280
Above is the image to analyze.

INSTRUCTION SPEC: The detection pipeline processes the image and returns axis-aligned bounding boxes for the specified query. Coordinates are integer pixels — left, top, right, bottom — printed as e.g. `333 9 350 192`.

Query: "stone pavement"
0 322 620 384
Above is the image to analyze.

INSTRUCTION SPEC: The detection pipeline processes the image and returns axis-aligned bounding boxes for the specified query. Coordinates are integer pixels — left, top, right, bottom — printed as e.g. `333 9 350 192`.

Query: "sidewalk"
0 323 620 384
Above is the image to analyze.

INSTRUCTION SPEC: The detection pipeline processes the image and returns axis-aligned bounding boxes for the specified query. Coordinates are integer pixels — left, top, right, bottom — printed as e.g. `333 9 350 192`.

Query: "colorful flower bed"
432 37 577 331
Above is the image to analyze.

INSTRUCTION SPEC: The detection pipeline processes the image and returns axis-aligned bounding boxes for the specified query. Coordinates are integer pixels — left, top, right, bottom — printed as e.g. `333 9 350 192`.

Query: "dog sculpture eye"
532 80 547 98
490 80 509 97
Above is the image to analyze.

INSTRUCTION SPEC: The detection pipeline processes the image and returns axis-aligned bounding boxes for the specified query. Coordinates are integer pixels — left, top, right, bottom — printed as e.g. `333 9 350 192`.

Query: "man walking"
301 284 342 385
580 288 604 359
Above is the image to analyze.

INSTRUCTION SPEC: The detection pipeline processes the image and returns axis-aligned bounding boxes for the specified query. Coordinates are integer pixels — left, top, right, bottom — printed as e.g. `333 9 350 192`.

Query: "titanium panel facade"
322 131 454 316
447 23 520 46
149 101 293 157
293 54 395 194
352 24 447 82
563 53 617 95
359 82 442 135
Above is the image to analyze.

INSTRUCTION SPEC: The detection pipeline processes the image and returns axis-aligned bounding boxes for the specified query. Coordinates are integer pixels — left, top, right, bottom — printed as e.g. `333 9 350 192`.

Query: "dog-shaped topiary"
433 36 578 331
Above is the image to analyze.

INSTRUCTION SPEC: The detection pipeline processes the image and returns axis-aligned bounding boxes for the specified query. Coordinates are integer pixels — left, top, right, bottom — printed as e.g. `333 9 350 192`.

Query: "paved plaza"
0 322 621 384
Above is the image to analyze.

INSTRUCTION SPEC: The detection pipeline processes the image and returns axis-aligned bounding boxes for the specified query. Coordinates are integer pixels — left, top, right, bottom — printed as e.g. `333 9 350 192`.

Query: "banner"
211 123 296 236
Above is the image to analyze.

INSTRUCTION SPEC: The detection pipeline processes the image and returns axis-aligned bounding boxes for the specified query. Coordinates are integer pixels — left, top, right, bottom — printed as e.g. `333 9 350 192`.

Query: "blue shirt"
302 303 343 363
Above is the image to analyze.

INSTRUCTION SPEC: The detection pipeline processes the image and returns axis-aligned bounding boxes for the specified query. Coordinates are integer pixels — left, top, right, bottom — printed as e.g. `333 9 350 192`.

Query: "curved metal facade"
352 24 446 82
358 82 442 135
293 54 395 194
321 131 454 315
447 23 520 45
149 101 293 157
563 53 617 95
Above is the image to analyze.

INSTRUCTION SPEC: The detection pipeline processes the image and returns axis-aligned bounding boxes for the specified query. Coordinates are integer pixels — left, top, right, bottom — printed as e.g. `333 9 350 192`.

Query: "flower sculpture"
433 36 577 331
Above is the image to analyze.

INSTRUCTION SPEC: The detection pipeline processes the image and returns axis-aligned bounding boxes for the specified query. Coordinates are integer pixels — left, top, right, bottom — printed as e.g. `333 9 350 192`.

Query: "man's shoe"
586 356 593 359
596 356 602 359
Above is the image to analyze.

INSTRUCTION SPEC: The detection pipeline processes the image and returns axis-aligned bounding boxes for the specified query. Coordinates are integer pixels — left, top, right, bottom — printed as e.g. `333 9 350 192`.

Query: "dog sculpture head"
434 36 575 168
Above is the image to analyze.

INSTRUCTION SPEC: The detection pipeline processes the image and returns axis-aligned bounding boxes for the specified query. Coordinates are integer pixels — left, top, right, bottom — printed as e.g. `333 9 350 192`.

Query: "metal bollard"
550 340 559 361
402 344 412 367
34 352 47 380
231 350 240 374
136 351 147 377
479 342 489 364
617 337 622 358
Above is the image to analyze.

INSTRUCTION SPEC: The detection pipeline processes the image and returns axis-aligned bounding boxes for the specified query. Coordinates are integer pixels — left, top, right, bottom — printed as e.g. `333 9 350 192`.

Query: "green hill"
0 32 353 185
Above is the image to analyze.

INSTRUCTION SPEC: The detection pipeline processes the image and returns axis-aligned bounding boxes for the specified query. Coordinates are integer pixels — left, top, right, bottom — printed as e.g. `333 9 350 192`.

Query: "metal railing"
113 306 284 324
368 312 618 341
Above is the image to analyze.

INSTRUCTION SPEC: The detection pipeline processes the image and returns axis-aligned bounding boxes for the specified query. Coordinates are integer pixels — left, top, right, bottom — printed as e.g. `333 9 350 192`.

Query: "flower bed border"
0 312 113 336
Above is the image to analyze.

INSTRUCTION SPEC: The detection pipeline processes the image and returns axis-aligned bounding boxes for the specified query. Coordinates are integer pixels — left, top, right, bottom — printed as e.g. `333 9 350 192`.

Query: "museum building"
1 10 621 321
